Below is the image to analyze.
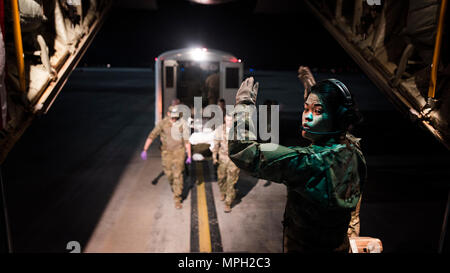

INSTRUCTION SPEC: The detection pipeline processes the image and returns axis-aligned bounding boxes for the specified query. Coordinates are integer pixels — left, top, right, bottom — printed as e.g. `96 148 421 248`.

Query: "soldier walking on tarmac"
212 114 240 213
141 106 192 209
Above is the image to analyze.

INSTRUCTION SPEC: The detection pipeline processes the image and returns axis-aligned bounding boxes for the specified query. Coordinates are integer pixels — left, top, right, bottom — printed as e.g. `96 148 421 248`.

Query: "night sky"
81 0 358 70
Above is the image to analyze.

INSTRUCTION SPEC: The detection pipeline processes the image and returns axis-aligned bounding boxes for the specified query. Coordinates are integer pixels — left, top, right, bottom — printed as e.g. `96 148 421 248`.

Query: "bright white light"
190 48 207 61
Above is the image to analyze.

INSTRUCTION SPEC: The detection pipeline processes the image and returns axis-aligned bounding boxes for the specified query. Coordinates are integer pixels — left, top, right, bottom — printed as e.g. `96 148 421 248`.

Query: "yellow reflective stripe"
428 0 447 98
11 0 26 92
195 162 212 252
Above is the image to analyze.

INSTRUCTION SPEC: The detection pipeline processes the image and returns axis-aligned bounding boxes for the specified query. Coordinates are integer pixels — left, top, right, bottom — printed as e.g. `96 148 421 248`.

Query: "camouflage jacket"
228 104 366 247
148 117 190 151
212 124 232 163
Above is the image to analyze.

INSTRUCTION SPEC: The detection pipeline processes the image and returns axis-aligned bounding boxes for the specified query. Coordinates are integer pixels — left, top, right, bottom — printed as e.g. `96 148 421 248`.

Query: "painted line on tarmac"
189 161 223 252
204 161 223 252
190 173 199 252
196 162 212 252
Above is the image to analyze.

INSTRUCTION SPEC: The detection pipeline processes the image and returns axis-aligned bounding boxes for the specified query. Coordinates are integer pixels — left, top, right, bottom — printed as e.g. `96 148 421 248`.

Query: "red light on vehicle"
230 57 238 63
154 57 158 61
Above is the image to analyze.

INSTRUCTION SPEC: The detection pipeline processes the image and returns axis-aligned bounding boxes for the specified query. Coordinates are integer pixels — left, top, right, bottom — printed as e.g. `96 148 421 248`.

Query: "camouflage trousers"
161 147 185 202
217 159 240 206
283 225 350 253
347 197 362 238
281 196 362 253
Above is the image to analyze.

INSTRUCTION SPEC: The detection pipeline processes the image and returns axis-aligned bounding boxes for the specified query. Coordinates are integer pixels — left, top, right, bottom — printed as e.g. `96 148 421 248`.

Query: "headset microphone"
300 126 343 135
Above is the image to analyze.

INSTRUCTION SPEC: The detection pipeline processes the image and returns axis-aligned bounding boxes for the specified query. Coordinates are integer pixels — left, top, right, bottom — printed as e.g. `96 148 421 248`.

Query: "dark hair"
308 79 363 132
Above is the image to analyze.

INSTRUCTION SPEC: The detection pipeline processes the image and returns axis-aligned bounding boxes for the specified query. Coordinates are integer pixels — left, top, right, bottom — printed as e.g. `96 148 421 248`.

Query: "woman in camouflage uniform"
229 74 366 253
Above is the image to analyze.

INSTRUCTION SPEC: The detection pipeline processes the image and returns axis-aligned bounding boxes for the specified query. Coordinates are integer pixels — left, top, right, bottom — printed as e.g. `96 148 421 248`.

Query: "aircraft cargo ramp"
304 0 450 150
0 0 112 164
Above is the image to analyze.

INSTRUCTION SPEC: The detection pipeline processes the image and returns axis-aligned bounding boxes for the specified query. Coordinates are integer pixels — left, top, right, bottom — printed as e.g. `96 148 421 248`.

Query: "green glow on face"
302 93 334 141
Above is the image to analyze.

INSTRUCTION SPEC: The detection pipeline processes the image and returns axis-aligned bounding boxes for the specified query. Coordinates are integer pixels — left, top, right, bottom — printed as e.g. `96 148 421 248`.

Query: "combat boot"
175 200 182 209
224 204 231 213
220 193 225 201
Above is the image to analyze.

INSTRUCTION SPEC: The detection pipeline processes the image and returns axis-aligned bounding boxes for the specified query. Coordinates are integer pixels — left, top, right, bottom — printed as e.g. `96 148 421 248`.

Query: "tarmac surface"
2 68 449 253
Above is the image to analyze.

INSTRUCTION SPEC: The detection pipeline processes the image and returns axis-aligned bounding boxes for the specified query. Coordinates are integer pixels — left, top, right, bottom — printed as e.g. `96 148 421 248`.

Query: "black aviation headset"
301 79 356 135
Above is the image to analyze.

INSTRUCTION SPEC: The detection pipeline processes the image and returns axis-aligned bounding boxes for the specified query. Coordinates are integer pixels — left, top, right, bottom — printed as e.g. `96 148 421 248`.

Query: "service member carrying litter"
141 106 192 209
212 114 240 213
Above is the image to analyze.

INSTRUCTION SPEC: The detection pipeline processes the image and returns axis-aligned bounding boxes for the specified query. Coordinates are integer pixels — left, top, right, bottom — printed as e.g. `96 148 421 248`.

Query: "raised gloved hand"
235 77 259 105
297 66 316 99
185 156 192 164
140 150 147 160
